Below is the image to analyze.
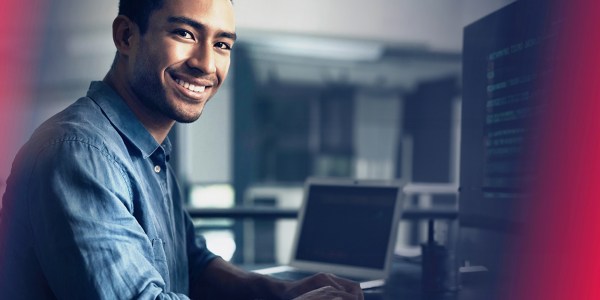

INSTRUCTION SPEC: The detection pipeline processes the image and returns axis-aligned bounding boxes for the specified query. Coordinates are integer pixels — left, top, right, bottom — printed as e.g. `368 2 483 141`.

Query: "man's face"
127 0 236 123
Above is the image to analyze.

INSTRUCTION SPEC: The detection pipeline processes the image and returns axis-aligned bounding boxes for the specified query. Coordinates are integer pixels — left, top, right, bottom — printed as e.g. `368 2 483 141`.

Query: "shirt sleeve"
185 211 218 286
27 139 190 300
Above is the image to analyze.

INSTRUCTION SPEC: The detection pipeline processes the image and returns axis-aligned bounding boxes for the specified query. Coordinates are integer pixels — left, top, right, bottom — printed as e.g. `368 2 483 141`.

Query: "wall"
234 0 515 51
1 0 516 194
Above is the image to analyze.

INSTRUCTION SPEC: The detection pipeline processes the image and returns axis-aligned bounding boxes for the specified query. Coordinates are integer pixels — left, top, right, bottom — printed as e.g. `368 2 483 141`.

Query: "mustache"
167 66 218 85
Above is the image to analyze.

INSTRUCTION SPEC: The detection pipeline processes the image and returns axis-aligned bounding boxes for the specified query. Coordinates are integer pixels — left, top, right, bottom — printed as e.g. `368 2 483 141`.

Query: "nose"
187 43 216 75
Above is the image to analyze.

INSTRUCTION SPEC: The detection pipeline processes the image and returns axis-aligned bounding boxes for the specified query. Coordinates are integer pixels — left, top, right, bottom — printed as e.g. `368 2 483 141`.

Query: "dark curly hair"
118 0 165 34
118 0 233 35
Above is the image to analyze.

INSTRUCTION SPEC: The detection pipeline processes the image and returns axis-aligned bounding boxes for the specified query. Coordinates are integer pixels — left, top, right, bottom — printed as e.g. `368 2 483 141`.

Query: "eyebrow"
168 16 237 41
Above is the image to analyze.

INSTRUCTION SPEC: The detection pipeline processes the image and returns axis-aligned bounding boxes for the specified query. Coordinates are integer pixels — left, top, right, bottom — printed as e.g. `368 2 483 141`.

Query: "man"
0 0 363 299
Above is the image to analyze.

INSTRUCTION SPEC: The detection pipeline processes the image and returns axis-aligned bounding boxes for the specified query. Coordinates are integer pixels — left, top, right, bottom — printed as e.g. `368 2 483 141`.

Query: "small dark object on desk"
421 220 459 296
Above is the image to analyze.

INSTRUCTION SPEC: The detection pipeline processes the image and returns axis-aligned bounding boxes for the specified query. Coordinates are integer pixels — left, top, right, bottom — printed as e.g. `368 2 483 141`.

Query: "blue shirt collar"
86 81 172 159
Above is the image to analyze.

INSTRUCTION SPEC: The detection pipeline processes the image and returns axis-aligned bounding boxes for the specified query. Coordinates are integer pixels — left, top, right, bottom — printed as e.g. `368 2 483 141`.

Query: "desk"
193 206 490 299
243 257 496 300
187 207 458 220
363 256 498 300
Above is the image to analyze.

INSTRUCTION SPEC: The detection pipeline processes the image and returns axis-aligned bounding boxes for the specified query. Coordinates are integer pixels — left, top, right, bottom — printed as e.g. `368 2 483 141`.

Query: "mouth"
168 72 215 100
175 77 206 93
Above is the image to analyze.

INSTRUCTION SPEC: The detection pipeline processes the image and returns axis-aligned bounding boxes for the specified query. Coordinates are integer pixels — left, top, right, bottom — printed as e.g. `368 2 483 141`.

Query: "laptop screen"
294 184 400 269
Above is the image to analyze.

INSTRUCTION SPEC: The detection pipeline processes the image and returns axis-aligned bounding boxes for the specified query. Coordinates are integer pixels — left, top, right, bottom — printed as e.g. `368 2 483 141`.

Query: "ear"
112 15 138 57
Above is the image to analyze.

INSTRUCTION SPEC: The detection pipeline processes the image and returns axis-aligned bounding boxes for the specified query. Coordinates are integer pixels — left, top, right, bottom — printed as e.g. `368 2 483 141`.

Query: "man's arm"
27 141 189 299
191 257 363 300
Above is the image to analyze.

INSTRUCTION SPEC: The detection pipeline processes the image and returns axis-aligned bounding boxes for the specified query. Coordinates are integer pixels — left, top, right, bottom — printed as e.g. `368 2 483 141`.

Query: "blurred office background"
3 0 514 264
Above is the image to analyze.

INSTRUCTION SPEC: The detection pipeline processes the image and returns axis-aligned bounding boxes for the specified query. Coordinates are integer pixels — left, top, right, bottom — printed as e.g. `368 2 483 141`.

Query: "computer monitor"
458 0 557 291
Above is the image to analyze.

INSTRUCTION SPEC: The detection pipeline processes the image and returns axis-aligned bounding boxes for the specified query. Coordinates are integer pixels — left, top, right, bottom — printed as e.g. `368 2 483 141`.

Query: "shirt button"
154 165 161 173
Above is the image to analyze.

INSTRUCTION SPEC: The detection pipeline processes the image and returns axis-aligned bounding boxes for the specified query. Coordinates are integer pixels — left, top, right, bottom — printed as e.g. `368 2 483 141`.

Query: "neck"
103 68 174 144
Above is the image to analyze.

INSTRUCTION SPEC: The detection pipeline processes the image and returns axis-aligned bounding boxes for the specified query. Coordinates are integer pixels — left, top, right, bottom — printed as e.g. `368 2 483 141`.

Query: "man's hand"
283 273 363 300
194 259 363 300
292 286 360 300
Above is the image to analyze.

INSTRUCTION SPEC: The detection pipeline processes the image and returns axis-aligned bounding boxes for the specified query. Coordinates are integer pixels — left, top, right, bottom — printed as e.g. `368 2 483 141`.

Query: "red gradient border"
0 0 47 268
515 0 600 299
0 0 46 177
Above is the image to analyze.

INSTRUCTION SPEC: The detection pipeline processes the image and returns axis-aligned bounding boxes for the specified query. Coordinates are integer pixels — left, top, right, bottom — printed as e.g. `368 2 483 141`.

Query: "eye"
173 29 194 40
215 42 232 50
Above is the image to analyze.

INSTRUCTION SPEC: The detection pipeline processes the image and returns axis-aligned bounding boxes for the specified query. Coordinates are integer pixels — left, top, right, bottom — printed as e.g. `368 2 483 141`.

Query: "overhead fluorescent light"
242 33 383 62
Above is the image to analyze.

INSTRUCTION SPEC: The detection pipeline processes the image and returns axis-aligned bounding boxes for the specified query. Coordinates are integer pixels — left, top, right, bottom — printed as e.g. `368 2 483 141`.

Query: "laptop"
254 178 405 289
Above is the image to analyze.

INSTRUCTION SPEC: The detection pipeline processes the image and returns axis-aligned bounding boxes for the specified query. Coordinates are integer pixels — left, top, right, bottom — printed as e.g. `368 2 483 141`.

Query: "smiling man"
0 0 362 299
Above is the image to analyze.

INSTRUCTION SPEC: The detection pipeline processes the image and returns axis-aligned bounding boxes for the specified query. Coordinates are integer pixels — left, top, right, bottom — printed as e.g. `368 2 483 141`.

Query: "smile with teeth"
175 78 206 93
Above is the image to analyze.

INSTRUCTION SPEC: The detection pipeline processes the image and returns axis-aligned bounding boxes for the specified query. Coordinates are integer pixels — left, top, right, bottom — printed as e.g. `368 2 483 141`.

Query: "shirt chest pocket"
151 238 171 288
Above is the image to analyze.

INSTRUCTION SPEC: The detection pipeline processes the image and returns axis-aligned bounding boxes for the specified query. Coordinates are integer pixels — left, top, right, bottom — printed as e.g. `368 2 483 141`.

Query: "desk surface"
187 207 458 220
369 256 499 300
244 257 498 300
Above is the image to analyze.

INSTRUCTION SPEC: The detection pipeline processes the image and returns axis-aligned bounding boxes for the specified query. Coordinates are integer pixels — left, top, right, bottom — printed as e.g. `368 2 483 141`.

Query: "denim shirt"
0 81 216 299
